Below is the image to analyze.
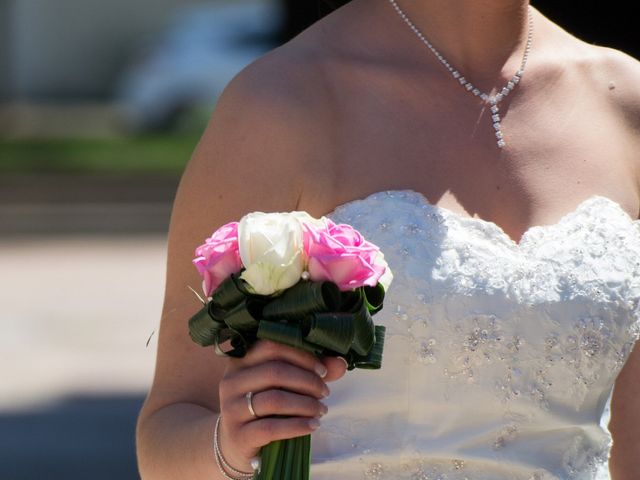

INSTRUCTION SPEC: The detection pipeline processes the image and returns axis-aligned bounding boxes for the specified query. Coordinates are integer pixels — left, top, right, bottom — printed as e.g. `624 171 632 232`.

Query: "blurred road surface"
0 234 167 479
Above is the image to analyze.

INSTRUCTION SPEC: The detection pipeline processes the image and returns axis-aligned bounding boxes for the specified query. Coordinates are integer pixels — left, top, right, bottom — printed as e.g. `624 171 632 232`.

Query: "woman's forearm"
137 402 227 480
609 445 640 480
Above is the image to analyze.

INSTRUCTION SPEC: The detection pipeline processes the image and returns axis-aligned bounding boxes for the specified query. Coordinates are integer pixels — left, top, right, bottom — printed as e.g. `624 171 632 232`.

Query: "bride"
136 0 640 478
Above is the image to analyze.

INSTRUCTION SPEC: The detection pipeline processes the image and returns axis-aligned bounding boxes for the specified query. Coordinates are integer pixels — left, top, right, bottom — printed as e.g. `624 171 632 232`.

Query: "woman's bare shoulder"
178 27 343 217
185 10 351 187
539 6 640 124
219 0 360 106
537 11 640 132
589 45 640 129
534 8 640 95
162 13 360 303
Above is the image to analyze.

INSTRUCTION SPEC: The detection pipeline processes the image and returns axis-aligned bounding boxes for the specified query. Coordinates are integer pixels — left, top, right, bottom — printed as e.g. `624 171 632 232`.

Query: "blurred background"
0 1 636 478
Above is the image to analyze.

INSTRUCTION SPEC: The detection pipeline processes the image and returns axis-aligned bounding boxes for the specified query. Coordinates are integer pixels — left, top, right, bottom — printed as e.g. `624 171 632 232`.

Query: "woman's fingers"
320 355 349 382
238 416 322 449
215 341 351 462
221 360 330 403
225 389 328 423
228 339 349 383
231 339 328 379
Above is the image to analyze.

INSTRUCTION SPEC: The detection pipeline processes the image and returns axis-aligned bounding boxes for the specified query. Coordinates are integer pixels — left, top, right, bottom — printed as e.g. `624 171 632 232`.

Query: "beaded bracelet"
214 415 258 480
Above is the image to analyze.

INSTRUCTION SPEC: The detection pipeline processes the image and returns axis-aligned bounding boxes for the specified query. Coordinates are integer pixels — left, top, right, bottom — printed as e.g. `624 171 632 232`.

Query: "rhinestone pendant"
387 0 533 151
489 100 506 148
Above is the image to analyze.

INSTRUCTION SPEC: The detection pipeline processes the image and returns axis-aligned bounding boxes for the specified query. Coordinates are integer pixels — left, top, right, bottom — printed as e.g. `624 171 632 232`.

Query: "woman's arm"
609 342 640 479
135 51 335 479
605 47 640 480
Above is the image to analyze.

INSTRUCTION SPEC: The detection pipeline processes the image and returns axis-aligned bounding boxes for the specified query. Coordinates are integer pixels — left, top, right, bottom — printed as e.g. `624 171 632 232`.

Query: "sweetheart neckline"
326 189 640 248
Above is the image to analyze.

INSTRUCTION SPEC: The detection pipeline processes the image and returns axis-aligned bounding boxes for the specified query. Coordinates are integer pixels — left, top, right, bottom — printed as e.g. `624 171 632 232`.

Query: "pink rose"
302 222 387 291
193 222 243 297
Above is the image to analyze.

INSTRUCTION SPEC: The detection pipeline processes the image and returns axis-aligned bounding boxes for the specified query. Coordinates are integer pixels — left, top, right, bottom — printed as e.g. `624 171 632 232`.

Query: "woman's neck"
387 0 532 82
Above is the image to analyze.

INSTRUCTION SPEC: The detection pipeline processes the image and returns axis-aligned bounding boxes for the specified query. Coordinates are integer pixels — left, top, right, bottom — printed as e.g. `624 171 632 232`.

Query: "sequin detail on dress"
304 190 640 480
309 190 640 480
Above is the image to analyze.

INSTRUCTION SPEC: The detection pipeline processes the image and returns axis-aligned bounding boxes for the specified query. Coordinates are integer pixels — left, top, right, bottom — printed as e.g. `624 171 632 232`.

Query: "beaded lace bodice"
310 189 640 480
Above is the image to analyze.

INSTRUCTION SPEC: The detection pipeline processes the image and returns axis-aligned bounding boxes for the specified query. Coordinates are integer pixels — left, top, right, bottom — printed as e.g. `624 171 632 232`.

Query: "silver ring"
245 391 259 418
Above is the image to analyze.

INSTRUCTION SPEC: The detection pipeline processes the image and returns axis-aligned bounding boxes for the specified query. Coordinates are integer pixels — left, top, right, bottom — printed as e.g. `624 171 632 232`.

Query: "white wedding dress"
310 189 640 480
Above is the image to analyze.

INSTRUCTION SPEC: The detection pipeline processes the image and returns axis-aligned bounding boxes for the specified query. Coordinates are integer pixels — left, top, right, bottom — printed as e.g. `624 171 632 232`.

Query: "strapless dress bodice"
310 189 640 480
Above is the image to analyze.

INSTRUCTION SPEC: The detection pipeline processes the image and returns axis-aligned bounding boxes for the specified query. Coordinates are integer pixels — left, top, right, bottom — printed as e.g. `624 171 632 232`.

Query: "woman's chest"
310 67 640 233
323 60 635 171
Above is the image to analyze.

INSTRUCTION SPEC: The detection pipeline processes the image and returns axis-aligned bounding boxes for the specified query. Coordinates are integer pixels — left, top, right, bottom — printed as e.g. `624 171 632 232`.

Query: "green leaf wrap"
214 327 249 358
363 283 386 314
223 298 262 332
348 291 375 356
303 312 355 355
262 280 340 320
210 272 250 308
188 278 387 372
344 324 386 370
187 304 223 347
256 321 321 354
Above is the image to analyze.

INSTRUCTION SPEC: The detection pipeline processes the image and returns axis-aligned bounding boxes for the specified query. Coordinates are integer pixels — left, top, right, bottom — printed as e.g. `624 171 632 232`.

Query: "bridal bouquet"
188 210 393 480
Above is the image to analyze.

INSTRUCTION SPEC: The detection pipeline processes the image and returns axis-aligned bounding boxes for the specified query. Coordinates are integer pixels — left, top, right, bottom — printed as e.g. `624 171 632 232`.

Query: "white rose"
374 251 394 292
238 212 305 295
289 211 332 230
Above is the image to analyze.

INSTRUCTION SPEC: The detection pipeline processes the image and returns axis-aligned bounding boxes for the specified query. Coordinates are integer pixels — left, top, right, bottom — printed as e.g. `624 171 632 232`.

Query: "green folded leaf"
348 325 386 370
223 298 262 332
210 272 251 308
349 292 375 356
337 288 361 312
257 320 322 355
303 312 355 355
363 283 386 314
191 275 387 374
214 328 250 358
187 305 221 347
208 303 228 323
262 280 340 321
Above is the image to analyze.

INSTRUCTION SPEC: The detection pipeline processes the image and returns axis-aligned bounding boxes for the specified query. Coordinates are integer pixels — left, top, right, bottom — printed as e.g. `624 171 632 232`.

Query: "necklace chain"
388 0 534 149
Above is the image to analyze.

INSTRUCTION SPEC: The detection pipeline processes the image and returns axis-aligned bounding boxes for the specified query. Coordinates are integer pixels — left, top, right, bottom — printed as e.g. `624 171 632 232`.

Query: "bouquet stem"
256 435 311 480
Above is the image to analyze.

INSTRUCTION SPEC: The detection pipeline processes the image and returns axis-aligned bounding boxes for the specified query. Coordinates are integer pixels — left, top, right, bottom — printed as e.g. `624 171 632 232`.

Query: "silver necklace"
388 0 534 149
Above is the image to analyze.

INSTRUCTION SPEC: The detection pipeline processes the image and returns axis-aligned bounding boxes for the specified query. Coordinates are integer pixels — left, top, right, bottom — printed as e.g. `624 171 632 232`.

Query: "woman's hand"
216 339 348 472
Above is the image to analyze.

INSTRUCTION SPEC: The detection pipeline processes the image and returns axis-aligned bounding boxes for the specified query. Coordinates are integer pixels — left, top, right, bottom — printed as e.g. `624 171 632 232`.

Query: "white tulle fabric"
310 189 640 480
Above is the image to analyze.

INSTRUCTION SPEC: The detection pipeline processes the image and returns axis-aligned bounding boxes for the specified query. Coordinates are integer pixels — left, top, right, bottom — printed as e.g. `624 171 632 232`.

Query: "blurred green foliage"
0 135 201 175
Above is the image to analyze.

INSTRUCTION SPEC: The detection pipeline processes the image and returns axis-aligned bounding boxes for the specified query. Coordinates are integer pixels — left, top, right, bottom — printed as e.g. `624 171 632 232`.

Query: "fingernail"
319 402 329 416
321 384 331 398
315 362 328 378
308 418 321 430
337 356 349 369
